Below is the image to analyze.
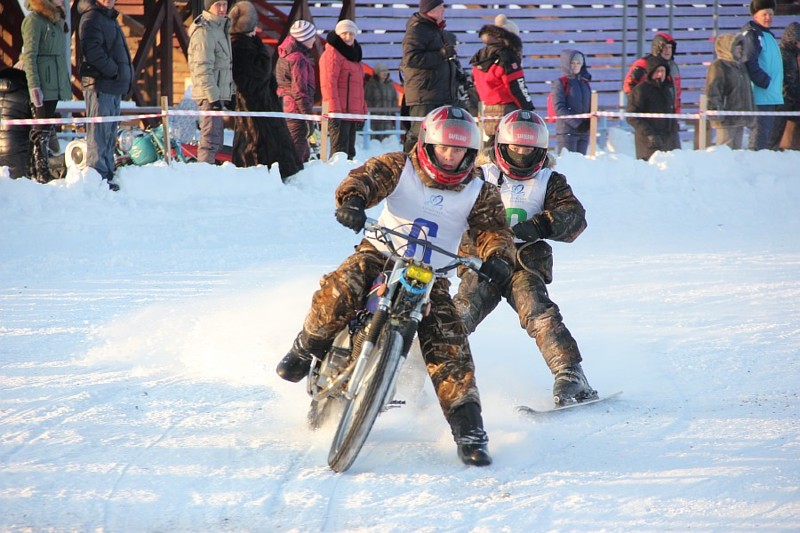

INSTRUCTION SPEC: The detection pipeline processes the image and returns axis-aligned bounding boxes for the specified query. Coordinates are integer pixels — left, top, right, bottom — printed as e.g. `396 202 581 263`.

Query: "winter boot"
275 331 330 383
552 363 597 406
447 402 492 466
29 128 54 184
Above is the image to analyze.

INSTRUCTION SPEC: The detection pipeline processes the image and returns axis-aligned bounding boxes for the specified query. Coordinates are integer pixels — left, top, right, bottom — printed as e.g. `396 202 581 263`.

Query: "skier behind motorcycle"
453 110 597 406
276 105 515 466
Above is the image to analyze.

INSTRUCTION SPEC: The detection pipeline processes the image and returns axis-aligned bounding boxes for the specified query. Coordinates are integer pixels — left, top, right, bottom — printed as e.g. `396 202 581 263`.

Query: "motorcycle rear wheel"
327 323 407 473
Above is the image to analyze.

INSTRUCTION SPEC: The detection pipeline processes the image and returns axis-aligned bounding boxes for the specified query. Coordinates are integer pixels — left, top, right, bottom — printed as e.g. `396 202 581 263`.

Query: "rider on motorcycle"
453 109 597 405
276 105 515 466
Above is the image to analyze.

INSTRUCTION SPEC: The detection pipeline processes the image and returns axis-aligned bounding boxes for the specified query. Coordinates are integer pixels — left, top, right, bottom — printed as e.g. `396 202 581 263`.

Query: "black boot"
29 128 54 184
448 402 492 466
553 363 597 406
276 331 330 383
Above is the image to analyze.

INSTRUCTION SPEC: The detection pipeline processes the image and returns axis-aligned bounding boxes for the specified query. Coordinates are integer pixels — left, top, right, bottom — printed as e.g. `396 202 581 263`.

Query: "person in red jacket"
320 19 367 160
469 14 534 149
276 20 317 163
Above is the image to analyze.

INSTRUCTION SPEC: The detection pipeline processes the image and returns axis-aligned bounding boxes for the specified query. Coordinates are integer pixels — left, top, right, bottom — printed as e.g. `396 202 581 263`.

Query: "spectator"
400 0 459 152
320 19 366 160
276 20 317 163
624 32 682 114
364 63 399 140
551 49 592 155
78 0 133 191
445 31 479 116
770 22 800 150
705 33 755 149
742 0 783 150
626 56 680 160
470 14 534 147
624 33 681 149
228 1 302 181
22 0 71 183
188 0 234 165
0 67 32 179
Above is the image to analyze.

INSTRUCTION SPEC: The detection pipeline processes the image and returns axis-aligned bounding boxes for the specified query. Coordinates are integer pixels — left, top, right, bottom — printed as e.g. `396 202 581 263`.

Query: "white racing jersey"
369 159 483 276
481 163 552 243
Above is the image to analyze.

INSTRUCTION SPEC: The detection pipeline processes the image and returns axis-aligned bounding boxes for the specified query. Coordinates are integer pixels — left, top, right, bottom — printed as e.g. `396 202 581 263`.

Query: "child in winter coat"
626 56 680 160
364 63 399 139
551 49 592 155
705 33 755 149
320 19 366 160
275 106 515 467
454 110 596 407
276 20 317 162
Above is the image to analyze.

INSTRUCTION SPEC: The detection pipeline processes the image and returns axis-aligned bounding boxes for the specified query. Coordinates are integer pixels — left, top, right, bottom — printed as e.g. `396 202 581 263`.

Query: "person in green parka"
21 0 72 183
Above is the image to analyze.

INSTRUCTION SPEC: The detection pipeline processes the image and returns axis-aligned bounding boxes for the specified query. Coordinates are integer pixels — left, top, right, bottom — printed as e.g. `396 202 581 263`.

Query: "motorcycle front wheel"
327 323 409 473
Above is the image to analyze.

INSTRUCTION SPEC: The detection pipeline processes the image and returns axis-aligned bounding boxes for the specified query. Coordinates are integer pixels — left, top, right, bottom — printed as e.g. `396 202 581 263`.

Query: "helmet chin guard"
416 106 481 186
494 110 549 180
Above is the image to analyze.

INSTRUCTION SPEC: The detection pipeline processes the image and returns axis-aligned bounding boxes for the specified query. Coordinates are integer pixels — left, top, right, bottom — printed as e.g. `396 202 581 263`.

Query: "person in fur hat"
22 0 71 183
742 0 783 150
229 0 303 181
320 19 367 159
469 14 534 149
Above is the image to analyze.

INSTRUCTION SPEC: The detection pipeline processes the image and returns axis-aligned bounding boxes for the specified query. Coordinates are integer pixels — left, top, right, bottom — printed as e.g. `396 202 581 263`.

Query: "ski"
515 391 623 418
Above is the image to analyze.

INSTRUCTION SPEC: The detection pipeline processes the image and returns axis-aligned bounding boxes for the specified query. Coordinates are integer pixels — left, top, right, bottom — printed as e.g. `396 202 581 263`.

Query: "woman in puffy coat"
626 56 680 160
705 33 755 149
22 0 71 183
552 49 592 154
320 19 366 160
276 20 317 163
0 67 32 179
228 1 302 181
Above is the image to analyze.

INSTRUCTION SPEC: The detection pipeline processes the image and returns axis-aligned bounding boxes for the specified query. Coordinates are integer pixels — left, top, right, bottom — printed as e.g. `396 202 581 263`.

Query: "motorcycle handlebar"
363 217 484 275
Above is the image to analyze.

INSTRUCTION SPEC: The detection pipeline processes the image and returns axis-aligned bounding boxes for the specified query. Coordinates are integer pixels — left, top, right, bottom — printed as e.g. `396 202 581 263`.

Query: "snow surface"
2 132 799 531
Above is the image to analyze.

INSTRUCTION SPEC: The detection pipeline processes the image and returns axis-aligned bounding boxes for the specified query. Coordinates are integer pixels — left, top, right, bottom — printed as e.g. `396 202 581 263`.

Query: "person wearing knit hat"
289 19 317 44
493 14 519 37
276 20 318 162
334 19 358 37
742 0 783 149
320 18 366 159
189 0 233 164
418 0 444 14
229 0 257 35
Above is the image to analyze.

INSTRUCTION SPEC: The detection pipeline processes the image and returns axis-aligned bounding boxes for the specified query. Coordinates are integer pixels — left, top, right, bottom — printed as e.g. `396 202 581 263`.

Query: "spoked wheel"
327 324 408 473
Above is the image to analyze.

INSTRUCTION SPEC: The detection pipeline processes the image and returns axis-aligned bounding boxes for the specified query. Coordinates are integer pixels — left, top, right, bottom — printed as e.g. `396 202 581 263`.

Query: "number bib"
481 163 551 242
369 159 483 275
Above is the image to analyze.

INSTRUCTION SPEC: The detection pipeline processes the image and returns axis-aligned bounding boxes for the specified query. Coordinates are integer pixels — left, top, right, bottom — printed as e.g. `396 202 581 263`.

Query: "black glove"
441 43 456 60
224 100 236 111
646 134 659 150
210 100 222 111
512 219 544 242
479 256 513 290
335 197 367 233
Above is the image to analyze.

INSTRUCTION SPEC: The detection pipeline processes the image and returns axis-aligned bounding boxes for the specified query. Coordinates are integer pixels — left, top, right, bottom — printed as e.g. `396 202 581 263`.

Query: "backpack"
546 76 569 123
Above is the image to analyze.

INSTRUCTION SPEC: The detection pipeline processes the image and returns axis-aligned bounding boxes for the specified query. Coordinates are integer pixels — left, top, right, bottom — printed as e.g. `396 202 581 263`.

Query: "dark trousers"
328 118 357 159
286 119 310 163
749 104 777 151
556 133 590 155
85 90 121 181
403 103 443 152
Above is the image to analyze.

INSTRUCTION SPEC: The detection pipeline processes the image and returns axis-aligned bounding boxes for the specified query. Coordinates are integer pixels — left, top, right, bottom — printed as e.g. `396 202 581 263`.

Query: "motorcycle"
65 124 195 172
305 217 487 473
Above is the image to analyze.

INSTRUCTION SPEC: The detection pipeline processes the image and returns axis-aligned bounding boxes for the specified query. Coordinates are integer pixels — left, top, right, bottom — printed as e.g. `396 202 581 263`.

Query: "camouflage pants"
302 242 480 416
453 261 582 374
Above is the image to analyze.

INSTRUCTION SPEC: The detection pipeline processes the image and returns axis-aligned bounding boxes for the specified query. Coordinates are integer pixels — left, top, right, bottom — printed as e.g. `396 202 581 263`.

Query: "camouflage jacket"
335 151 515 265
